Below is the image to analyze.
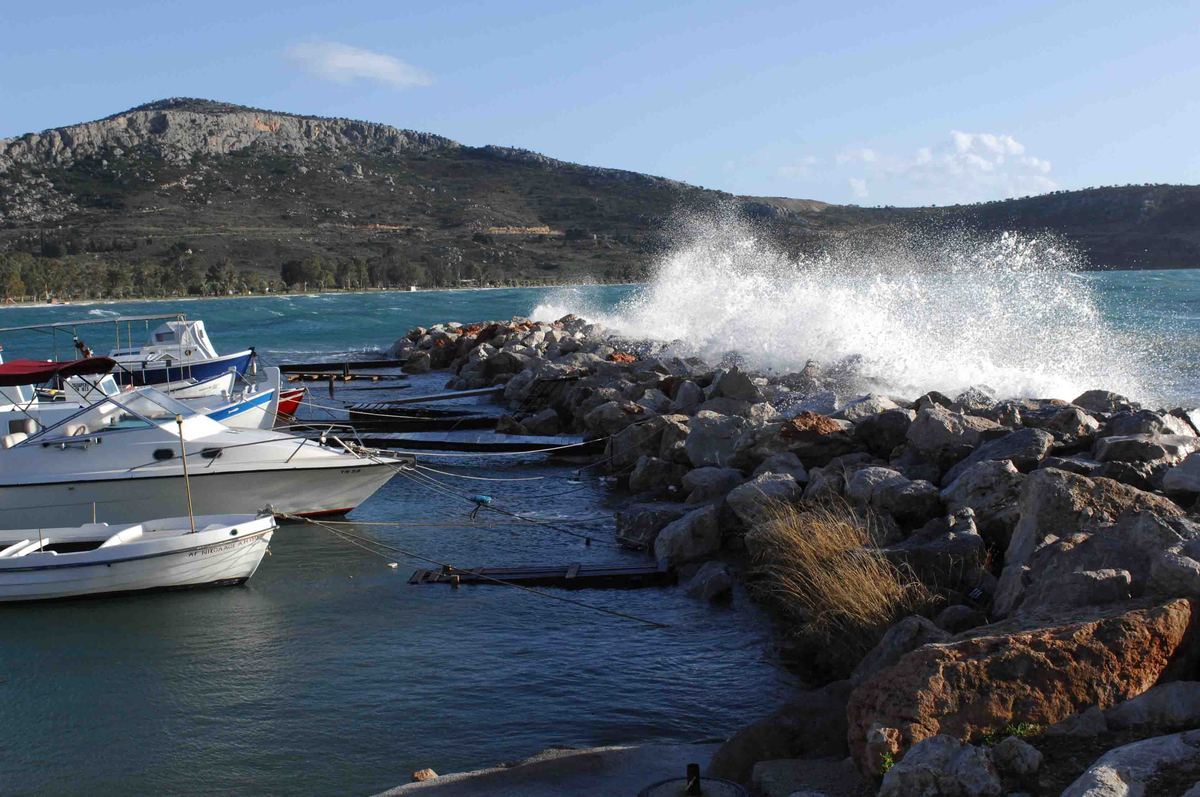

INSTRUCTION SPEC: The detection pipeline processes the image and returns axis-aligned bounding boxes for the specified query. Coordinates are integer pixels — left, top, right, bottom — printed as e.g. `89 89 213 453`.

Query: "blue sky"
1 0 1197 206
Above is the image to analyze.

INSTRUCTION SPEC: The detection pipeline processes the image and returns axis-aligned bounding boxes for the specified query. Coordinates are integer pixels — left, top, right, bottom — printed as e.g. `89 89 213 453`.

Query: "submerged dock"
355 430 601 453
409 562 675 589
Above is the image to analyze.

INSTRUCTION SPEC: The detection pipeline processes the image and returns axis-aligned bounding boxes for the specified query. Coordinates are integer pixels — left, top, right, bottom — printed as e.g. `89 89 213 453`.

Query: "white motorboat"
0 513 276 602
109 318 254 388
0 359 401 529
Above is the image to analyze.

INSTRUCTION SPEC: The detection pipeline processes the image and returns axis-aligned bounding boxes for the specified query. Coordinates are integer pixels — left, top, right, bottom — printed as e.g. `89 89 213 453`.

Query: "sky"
1 0 1197 206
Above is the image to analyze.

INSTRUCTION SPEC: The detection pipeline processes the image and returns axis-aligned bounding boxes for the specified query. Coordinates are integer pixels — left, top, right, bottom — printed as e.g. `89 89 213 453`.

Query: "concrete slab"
376 743 719 797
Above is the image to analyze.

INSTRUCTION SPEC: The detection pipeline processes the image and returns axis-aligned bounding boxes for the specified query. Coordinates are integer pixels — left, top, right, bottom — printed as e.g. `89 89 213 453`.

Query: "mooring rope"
280 512 668 629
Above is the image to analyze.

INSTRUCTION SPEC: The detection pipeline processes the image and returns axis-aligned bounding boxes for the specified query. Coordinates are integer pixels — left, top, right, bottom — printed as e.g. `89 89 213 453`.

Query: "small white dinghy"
0 513 276 602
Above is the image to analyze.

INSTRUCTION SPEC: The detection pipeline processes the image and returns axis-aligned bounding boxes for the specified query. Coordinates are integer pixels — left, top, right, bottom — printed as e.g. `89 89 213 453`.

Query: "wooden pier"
409 562 675 589
278 358 405 373
347 404 501 431
355 430 602 453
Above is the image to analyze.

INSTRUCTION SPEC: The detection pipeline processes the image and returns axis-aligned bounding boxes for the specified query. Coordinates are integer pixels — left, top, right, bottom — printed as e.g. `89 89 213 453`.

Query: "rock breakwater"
387 314 1200 795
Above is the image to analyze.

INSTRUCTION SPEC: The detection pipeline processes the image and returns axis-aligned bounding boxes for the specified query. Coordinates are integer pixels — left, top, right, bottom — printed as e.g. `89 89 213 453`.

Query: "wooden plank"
355 430 599 453
278 358 405 373
408 562 675 590
370 386 505 405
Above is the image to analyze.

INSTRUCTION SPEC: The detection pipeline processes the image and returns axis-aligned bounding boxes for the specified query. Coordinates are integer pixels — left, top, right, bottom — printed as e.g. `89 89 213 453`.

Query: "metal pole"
175 415 197 533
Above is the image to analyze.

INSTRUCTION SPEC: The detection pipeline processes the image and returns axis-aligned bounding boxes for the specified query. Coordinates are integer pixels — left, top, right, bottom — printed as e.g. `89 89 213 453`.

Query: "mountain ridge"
0 99 1197 298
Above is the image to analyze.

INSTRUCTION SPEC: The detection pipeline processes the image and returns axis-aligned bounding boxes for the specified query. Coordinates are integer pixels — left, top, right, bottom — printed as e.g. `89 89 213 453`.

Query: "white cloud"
285 42 432 89
777 155 820 179
788 130 1058 206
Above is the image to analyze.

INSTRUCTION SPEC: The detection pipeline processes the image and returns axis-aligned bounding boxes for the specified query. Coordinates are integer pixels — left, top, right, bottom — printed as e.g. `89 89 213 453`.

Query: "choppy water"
0 260 1196 795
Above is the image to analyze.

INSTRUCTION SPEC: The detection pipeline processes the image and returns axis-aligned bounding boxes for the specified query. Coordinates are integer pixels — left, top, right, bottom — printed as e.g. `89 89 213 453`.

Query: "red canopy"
0 357 117 387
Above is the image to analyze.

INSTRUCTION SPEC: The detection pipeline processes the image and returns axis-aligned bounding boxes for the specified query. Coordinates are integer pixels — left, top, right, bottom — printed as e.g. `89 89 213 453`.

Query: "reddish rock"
607 351 637 363
780 411 843 438
846 598 1198 775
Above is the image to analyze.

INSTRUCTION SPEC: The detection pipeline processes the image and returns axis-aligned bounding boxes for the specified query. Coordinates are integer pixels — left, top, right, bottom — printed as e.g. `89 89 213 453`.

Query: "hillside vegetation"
0 98 1197 300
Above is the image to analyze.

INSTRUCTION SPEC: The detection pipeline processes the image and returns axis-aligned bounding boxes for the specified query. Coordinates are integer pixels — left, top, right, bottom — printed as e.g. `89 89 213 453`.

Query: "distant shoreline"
0 281 644 311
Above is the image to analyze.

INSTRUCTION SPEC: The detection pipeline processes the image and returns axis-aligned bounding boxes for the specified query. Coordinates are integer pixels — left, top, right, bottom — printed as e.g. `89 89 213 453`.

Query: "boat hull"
114 350 255 388
0 462 396 529
0 524 274 602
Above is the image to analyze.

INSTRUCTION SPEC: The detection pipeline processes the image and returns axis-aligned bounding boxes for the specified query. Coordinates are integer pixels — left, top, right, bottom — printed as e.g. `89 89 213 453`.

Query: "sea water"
0 258 1196 795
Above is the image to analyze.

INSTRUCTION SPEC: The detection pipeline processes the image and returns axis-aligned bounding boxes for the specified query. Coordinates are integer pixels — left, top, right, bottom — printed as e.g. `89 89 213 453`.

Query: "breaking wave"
533 208 1165 403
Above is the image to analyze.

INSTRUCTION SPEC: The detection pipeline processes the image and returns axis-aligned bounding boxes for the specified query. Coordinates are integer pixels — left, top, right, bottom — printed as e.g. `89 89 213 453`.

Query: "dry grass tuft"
748 499 938 668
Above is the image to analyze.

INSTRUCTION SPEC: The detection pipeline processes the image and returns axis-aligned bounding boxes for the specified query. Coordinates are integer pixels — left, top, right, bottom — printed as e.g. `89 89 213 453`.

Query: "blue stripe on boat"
206 389 275 422
115 351 255 387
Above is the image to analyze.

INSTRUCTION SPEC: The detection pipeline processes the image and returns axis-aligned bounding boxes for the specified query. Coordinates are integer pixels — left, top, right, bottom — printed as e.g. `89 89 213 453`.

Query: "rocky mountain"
0 98 1197 297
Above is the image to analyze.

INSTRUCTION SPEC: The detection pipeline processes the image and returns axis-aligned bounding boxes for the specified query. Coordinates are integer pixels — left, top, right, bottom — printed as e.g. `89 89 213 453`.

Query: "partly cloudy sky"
285 42 432 89
823 131 1059 206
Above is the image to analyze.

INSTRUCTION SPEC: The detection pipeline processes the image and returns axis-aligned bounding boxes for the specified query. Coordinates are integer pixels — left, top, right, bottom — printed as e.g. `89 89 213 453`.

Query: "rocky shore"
387 316 1200 797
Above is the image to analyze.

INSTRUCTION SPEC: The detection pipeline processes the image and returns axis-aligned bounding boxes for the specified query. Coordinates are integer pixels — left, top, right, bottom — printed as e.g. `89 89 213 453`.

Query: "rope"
282 513 668 629
414 463 545 482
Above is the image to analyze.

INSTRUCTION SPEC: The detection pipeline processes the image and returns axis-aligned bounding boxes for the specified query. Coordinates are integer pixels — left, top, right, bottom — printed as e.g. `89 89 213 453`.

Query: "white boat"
11 362 282 432
0 513 276 602
0 359 401 529
109 319 255 388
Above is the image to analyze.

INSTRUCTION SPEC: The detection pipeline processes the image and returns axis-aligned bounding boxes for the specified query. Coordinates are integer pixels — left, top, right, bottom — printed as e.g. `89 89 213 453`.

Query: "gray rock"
401 350 432 373
654 505 721 566
851 615 950 684
1022 568 1132 612
615 502 688 551
1072 389 1136 414
906 405 1002 463
1164 452 1200 495
847 467 941 524
854 408 916 456
685 411 751 468
699 396 754 417
878 735 1001 797
935 604 987 633
1045 705 1108 737
1149 548 1200 598
636 388 672 414
802 453 878 501
1105 681 1200 731
1061 729 1200 797
992 736 1042 777
669 380 704 414
836 393 900 422
682 466 745 504
628 455 688 496
1043 406 1102 439
726 473 803 527
685 561 734 602
940 459 1024 544
1094 433 1199 465
941 428 1055 486
708 367 762 402
523 408 560 436
1108 409 1196 437
752 452 809 484
607 414 668 470
882 509 987 591
584 400 644 436
658 414 691 465
954 386 997 414
1039 454 1102 475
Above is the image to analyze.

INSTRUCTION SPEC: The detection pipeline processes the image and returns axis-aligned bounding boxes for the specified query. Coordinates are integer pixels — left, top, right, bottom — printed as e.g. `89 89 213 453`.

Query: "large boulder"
846 598 1198 775
906 405 1002 465
752 452 809 484
627 455 689 496
682 466 745 504
726 473 803 527
1164 452 1200 496
708 367 762 403
707 681 852 783
584 400 645 437
1072 389 1136 415
940 459 1024 545
877 735 1000 797
654 504 721 566
836 393 900 422
615 502 689 550
881 509 988 592
1061 729 1200 797
940 428 1055 486
606 414 668 470
1104 680 1200 731
685 411 751 468
851 615 950 685
1094 433 1199 465
657 414 691 465
737 412 858 469
802 453 878 501
854 408 916 456
685 561 734 602
994 468 1186 617
845 467 941 526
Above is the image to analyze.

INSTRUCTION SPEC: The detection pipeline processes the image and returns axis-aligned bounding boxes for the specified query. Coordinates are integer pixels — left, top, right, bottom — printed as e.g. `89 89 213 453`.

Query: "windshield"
24 388 196 442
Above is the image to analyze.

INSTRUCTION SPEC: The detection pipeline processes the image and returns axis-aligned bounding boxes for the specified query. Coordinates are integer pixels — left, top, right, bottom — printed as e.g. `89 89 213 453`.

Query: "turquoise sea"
0 269 1196 795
